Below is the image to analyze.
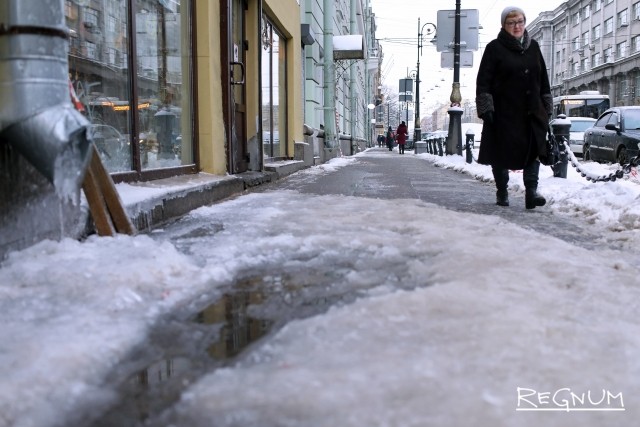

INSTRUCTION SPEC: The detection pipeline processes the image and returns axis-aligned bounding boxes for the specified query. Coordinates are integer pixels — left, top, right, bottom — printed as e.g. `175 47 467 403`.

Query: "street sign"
399 79 413 102
440 51 474 68
436 9 479 52
399 79 413 93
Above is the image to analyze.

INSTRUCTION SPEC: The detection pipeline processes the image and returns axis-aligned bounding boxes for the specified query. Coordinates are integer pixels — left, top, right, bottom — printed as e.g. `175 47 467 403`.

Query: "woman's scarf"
497 28 531 52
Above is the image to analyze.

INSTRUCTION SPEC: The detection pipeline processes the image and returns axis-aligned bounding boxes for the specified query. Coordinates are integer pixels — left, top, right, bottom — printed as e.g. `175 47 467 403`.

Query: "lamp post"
415 19 437 145
406 69 417 134
446 0 463 155
385 100 391 129
367 103 375 148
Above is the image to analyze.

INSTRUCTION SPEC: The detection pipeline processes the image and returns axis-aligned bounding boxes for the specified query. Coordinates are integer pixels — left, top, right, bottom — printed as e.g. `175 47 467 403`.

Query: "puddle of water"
89 269 361 426
194 290 273 359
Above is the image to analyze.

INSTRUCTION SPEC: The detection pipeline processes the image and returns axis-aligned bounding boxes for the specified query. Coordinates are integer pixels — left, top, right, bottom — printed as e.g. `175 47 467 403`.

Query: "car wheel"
583 144 591 161
617 146 628 166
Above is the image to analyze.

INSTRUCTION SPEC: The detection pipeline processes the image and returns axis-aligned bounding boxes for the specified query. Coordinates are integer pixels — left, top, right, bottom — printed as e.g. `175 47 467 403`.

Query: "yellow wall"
195 0 227 175
245 4 260 147
195 0 303 175
262 0 304 153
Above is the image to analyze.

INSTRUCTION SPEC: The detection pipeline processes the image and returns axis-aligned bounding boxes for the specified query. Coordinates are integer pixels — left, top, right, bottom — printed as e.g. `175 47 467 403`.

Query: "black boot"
496 190 509 206
525 190 546 209
524 161 546 209
492 167 509 206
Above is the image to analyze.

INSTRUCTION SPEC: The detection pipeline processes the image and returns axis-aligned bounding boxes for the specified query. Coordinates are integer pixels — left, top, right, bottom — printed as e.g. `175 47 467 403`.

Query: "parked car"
583 106 640 165
554 116 595 157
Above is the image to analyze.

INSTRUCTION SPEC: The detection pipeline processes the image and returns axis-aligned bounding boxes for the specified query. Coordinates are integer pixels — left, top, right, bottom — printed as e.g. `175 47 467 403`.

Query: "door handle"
231 61 245 85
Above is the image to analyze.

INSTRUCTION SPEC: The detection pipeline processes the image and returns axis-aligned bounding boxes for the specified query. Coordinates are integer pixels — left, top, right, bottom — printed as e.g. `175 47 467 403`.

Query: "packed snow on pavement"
1 150 639 427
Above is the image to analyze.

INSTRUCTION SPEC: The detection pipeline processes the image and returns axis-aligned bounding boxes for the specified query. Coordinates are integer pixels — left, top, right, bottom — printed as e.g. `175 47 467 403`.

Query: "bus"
552 91 610 119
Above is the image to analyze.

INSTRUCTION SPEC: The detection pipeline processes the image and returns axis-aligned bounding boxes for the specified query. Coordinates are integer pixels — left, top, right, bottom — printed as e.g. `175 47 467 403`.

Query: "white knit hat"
501 6 526 25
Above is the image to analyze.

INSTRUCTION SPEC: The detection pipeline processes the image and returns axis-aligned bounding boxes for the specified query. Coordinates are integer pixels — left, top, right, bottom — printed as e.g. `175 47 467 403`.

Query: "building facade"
301 0 381 156
0 0 381 256
528 0 640 106
61 0 379 177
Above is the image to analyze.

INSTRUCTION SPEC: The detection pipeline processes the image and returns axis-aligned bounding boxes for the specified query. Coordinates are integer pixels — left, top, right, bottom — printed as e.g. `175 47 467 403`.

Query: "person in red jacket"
395 121 408 154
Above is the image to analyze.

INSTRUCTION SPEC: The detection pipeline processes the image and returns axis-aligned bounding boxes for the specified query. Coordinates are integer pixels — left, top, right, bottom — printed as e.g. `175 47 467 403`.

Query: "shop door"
221 0 248 173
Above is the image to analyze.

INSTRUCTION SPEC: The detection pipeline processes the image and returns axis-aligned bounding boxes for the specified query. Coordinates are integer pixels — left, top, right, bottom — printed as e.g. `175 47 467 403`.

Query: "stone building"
528 0 640 106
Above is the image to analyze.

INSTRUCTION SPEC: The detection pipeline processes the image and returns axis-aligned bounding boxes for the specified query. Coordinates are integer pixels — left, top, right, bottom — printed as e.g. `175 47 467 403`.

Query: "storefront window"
66 0 193 175
136 0 193 170
261 17 287 159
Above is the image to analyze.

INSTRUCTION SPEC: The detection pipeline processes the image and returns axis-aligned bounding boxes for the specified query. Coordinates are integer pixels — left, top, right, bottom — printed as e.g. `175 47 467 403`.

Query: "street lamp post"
415 19 437 145
385 100 391 129
406 69 417 132
446 0 463 155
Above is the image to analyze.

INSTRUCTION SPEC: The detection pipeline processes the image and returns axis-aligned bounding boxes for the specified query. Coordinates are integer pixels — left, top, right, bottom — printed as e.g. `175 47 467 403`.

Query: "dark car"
583 106 640 165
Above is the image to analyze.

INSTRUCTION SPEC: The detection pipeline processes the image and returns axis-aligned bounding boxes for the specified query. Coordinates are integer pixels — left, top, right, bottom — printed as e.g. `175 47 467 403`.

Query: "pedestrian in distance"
386 126 394 151
475 6 552 209
395 121 408 154
377 133 385 147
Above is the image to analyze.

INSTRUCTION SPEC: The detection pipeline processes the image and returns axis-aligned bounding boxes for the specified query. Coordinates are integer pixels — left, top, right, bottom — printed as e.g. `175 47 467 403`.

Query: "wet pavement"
87 147 633 426
269 147 618 252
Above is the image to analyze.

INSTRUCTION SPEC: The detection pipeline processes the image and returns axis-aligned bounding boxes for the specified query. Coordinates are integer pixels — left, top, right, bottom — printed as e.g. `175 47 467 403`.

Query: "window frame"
67 0 199 182
618 8 629 27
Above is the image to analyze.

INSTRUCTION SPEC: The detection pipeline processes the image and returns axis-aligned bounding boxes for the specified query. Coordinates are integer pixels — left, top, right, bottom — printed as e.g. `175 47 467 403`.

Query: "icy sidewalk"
1 152 639 427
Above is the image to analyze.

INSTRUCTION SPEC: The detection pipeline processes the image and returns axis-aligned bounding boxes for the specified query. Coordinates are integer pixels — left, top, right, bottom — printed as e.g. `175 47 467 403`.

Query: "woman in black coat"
476 6 553 209
386 126 394 151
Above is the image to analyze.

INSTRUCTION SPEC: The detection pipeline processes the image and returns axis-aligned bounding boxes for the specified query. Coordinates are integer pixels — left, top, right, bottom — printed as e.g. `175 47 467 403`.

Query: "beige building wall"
195 0 227 175
195 0 303 175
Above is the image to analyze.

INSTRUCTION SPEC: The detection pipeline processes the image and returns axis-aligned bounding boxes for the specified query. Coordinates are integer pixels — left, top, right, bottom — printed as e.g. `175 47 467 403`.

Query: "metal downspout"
322 0 337 148
0 0 92 202
349 0 356 153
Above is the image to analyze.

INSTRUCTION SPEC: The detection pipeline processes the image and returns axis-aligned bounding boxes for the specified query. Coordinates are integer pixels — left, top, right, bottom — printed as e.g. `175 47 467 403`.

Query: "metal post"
551 114 571 178
446 0 463 155
465 131 474 163
415 19 421 146
414 20 436 149
406 100 409 126
387 101 390 126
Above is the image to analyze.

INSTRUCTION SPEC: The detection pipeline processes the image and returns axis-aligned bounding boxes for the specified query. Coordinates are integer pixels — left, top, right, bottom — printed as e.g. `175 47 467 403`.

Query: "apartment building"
528 0 640 106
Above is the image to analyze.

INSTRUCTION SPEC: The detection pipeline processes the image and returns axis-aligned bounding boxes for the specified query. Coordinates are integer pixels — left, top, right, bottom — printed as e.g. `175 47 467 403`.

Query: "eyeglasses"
505 19 526 28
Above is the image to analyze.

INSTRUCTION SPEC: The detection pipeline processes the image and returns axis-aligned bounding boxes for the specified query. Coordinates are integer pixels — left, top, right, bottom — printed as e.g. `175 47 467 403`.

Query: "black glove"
481 111 494 125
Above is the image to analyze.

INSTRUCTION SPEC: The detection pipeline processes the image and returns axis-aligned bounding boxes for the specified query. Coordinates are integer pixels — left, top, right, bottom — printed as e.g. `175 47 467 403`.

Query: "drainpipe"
322 0 337 148
0 0 92 202
349 0 356 153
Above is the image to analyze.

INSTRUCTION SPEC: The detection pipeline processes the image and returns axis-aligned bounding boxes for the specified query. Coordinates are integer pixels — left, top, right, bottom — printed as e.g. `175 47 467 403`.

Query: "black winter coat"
476 29 553 169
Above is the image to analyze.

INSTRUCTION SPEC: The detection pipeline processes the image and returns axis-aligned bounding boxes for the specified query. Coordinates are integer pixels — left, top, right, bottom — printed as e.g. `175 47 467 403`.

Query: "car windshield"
570 120 595 132
624 110 640 130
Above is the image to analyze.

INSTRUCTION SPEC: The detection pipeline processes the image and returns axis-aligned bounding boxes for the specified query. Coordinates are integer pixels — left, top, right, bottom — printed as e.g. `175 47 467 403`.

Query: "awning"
333 35 364 60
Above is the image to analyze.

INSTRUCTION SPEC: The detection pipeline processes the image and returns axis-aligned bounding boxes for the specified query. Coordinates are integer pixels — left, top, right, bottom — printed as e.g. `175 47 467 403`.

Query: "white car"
461 123 483 148
564 117 596 157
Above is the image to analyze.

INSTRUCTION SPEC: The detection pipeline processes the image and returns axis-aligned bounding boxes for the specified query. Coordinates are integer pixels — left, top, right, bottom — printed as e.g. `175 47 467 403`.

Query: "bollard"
465 130 474 164
551 114 571 178
437 138 444 156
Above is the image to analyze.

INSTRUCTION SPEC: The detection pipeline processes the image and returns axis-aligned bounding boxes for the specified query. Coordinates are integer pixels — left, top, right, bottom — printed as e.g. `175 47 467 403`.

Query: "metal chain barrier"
421 134 639 182
455 134 638 183
464 140 479 163
557 136 638 182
